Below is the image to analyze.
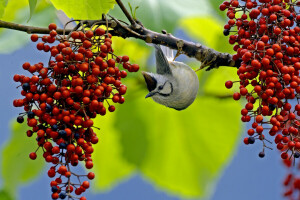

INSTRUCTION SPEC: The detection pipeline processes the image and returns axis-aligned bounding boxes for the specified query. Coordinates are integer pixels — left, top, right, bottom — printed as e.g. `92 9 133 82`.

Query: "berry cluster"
220 0 300 198
13 22 139 199
282 159 300 198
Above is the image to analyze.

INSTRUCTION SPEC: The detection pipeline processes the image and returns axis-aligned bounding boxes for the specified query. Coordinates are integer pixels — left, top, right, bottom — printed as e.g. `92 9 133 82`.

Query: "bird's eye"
158 85 164 90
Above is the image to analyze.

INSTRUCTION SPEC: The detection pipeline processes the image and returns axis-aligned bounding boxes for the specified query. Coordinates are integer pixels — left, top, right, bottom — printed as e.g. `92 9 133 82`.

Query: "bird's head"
142 71 174 98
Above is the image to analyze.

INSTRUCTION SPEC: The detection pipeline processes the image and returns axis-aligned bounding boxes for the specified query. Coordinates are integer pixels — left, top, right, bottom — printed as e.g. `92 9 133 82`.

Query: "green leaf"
180 17 232 53
0 189 14 200
128 2 139 21
109 0 215 32
92 114 135 191
0 0 27 21
203 67 240 97
92 79 241 198
114 90 149 167
0 0 56 54
208 0 227 21
28 0 37 21
0 0 8 18
127 88 241 198
91 38 150 190
1 120 45 197
111 37 151 67
90 36 150 189
49 0 116 19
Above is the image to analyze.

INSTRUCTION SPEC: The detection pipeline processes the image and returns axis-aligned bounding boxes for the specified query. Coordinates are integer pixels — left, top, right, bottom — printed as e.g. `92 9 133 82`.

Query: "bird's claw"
174 40 184 61
195 49 218 72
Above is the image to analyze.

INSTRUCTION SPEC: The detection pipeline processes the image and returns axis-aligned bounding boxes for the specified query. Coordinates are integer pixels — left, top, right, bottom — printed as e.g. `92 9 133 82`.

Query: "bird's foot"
195 49 218 72
173 40 184 61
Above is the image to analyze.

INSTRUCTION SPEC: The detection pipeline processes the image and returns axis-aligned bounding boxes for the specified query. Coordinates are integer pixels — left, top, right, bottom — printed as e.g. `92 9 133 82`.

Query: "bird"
142 44 199 110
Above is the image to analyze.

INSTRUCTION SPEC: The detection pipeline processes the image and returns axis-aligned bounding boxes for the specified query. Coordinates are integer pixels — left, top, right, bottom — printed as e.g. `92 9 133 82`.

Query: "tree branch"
0 18 240 70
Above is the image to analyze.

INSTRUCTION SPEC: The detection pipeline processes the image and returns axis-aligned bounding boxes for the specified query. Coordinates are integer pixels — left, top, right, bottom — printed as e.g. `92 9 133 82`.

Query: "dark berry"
45 104 52 113
59 192 67 199
74 133 80 139
27 111 35 118
17 116 24 123
223 29 230 36
59 143 67 149
51 125 58 131
51 186 58 193
268 104 276 111
259 152 265 158
59 130 66 137
248 137 255 144
22 83 30 91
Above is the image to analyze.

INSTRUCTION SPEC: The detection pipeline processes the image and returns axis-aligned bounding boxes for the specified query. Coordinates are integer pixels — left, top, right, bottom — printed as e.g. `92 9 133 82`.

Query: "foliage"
49 0 115 20
0 0 242 199
0 0 56 53
1 120 45 198
109 0 214 32
0 0 8 18
92 87 241 198
28 0 37 21
0 189 13 200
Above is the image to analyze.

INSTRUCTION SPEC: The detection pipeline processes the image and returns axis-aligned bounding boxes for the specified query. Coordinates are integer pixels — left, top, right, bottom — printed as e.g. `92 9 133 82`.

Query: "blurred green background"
0 0 278 200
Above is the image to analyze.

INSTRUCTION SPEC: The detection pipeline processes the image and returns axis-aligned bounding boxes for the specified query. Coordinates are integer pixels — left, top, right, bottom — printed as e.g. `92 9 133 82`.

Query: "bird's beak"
145 91 156 98
142 71 157 92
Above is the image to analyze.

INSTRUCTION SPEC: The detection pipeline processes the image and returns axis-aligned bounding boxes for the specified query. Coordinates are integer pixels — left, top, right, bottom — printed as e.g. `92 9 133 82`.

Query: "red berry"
281 152 288 160
31 34 39 42
95 28 105 36
85 161 93 169
82 181 90 189
48 23 57 30
233 92 241 100
225 81 233 88
29 152 37 160
108 105 115 112
87 172 95 180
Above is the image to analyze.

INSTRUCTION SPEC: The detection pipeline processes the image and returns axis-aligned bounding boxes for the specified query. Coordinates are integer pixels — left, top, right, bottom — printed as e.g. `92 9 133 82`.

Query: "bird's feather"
160 45 174 61
154 45 172 75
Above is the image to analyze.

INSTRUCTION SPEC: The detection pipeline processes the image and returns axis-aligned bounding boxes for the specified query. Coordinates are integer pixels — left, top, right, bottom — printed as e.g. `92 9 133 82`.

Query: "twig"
108 14 144 39
0 20 70 34
115 0 137 26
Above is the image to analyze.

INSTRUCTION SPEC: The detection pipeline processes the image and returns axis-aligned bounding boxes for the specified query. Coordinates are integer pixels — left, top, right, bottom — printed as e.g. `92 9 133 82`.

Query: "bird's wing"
154 44 172 75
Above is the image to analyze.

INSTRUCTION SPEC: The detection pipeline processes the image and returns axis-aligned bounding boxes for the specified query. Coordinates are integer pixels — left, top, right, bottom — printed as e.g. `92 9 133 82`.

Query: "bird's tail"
147 43 174 61
159 45 174 61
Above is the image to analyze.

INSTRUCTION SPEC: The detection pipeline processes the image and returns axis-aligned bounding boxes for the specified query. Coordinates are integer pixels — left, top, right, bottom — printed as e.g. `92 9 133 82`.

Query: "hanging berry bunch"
12 22 139 200
221 0 300 198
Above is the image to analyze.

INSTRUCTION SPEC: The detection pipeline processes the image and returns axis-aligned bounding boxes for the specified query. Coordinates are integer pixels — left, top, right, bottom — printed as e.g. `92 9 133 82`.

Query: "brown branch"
137 28 240 70
0 18 240 70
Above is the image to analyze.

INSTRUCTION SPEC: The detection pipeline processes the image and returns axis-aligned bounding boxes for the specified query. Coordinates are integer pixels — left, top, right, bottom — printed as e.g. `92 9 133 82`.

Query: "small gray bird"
142 44 199 110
